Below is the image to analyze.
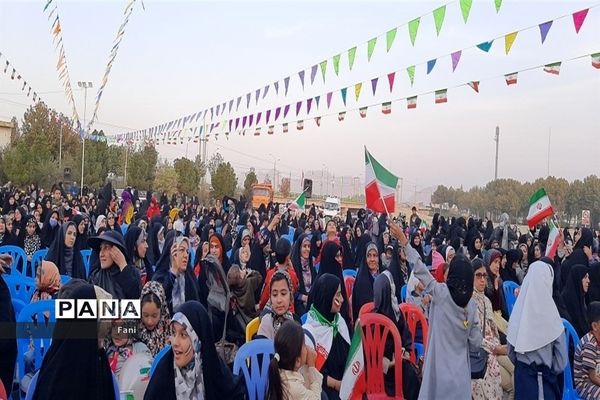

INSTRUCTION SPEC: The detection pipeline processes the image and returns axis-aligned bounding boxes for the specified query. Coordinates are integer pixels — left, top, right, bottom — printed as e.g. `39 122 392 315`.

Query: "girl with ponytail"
267 320 323 400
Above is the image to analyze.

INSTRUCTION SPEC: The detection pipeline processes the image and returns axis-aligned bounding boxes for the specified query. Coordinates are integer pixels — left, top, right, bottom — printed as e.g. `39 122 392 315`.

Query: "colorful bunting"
505 32 518 54
274 81 279 95
327 92 333 108
298 70 305 89
572 9 589 33
263 85 270 99
310 64 318 84
460 0 473 23
359 107 368 118
275 107 281 120
543 62 561 75
320 60 327 82
254 127 261 136
341 88 348 106
371 78 378 95
284 104 290 118
315 116 321 127
284 77 290 96
382 102 392 114
296 101 302 116
435 89 448 104
256 112 262 125
354 83 362 101
433 6 446 36
246 93 251 108
348 47 357 71
268 125 274 135
333 54 341 76
307 98 313 114
315 95 320 109
539 21 553 44
407 66 415 86
468 81 480 93
367 37 377 61
427 59 437 74
495 0 502 13
297 120 304 131
386 28 397 52
407 96 417 109
236 96 242 111
477 41 493 52
266 109 272 123
248 114 254 126
338 111 346 121
592 53 600 69
451 51 462 72
387 72 396 92
283 122 289 133
505 72 518 85
408 18 420 46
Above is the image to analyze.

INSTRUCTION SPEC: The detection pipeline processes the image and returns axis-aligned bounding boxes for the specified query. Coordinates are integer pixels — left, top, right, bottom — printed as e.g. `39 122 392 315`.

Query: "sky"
0 0 599 199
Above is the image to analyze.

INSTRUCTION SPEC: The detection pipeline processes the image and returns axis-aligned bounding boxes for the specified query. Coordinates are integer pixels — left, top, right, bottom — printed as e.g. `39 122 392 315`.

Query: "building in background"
0 120 14 148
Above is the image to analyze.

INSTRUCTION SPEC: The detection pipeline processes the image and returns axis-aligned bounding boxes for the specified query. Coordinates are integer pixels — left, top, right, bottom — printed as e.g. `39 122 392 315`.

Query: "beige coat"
280 366 323 400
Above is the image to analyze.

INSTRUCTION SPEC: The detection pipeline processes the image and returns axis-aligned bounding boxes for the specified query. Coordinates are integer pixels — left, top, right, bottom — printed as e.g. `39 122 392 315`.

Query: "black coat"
0 275 16 391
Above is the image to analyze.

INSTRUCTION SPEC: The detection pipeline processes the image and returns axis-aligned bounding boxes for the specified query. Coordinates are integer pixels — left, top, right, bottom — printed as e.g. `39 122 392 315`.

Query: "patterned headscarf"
137 281 172 357
265 270 295 335
172 312 205 400
31 261 61 302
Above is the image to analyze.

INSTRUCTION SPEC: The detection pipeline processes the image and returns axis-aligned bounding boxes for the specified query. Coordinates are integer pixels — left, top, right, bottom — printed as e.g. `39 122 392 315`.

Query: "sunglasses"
475 272 488 279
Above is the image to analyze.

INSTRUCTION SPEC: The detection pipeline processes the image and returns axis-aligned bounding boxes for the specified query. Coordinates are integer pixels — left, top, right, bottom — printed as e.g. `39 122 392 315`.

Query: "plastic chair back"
246 317 260 343
360 313 404 399
226 249 233 260
80 249 92 277
16 300 56 384
343 269 357 278
400 284 407 303
112 372 120 400
503 281 519 317
1 245 28 275
30 249 48 278
300 313 308 324
344 276 355 301
233 339 275 400
4 274 36 303
288 227 295 238
60 275 72 284
562 319 582 400
359 301 375 317
12 298 26 316
400 303 429 364
149 345 171 377
23 370 39 400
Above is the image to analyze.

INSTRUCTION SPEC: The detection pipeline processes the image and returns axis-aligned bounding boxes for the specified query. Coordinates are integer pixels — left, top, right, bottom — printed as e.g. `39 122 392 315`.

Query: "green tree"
153 163 179 196
194 154 207 180
127 143 158 190
243 169 258 198
207 152 224 176
211 162 237 198
174 157 200 195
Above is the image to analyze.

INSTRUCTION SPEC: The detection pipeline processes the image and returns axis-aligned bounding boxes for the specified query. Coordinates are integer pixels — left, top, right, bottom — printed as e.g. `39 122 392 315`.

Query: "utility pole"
494 126 500 180
59 122 63 170
78 81 93 196
399 178 404 204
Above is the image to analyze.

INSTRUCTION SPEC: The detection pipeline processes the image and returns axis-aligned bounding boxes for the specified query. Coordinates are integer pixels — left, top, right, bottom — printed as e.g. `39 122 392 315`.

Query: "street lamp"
78 81 93 196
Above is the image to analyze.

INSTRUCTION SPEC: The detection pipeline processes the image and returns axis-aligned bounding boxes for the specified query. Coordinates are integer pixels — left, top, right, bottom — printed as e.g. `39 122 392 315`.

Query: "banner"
0 53 42 104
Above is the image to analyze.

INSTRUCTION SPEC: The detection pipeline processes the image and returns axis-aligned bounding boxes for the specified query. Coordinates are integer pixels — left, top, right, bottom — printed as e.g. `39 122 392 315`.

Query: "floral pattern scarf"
172 312 205 400
137 281 172 357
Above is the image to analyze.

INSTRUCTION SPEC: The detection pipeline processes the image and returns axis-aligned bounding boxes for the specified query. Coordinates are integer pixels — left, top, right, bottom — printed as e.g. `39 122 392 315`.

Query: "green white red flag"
527 188 554 228
340 320 365 400
289 190 306 211
543 62 561 75
545 218 560 258
364 147 399 213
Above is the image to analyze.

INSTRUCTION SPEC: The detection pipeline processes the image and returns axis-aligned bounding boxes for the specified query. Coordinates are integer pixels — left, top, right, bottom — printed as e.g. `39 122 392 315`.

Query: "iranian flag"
289 190 306 211
545 218 560 258
340 322 366 400
381 101 392 114
435 89 448 104
543 62 561 75
505 72 518 85
359 107 368 118
407 96 417 109
592 53 600 69
527 188 554 228
364 147 399 213
338 111 346 121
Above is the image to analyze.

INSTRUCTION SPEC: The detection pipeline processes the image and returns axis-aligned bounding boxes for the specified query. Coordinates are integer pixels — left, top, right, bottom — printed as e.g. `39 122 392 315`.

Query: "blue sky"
1 0 599 197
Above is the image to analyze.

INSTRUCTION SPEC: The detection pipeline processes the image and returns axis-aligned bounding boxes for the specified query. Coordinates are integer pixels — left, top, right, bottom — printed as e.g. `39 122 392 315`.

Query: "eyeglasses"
475 272 488 279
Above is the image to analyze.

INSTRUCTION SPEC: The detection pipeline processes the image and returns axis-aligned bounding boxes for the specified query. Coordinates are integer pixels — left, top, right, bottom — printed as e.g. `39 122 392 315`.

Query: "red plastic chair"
359 301 375 317
399 303 429 364
344 275 355 300
360 313 404 399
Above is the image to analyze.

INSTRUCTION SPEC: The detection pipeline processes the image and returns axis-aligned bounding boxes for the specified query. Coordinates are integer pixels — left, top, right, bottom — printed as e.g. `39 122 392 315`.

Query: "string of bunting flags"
43 0 80 124
113 5 595 145
112 0 506 138
113 51 599 145
87 0 140 130
0 52 42 103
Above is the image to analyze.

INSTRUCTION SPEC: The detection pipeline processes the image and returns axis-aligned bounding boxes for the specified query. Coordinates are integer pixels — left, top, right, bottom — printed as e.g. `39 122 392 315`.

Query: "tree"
174 157 200 195
128 143 158 190
207 152 224 176
211 162 237 198
153 163 179 197
280 177 290 198
194 154 207 180
243 169 258 198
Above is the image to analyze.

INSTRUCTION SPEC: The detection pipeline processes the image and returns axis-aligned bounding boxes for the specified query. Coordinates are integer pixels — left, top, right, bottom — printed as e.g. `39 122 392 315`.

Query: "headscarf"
94 215 106 233
208 233 230 271
315 241 350 322
352 241 379 319
445 245 455 262
45 221 86 279
264 270 295 335
374 270 400 323
559 264 590 337
507 260 564 353
433 262 448 283
40 210 60 248
30 261 61 302
138 281 172 357
310 273 342 323
171 311 204 399
446 254 474 308
410 233 425 261
290 233 316 296
501 249 521 284
574 228 593 250
72 214 88 251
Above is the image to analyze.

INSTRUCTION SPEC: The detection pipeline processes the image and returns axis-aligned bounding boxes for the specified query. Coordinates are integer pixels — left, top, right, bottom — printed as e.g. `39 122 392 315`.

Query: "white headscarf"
172 312 205 400
507 260 563 353
407 271 420 295
95 215 106 233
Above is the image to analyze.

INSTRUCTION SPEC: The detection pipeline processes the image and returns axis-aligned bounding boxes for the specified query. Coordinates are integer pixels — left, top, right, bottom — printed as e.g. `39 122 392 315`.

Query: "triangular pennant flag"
382 102 392 114
354 82 363 101
505 72 518 85
274 81 279 95
367 37 377 61
408 18 420 46
386 28 397 52
359 106 368 118
327 92 333 108
333 54 341 76
435 89 448 104
310 64 318 84
427 59 437 74
371 78 378 95
543 62 561 75
248 114 254 126
387 72 396 92
296 101 302 116
407 66 415 86
315 95 320 109
284 104 290 118
407 96 417 109
592 53 600 69
477 41 493 52
495 0 502 13
468 81 480 93
256 112 262 125
284 77 290 95
242 116 247 128
314 116 321 127
348 47 357 71
246 92 251 108
433 6 446 36
266 109 271 124
229 119 233 132
236 96 242 111
572 9 589 33
275 107 281 121
215 105 220 116
341 87 348 106
297 120 304 131
504 32 518 54
263 84 270 99
307 98 313 114
320 60 327 82
283 122 289 133
539 21 553 44
460 0 473 23
298 70 305 89
268 125 274 135
338 111 346 121
451 51 462 72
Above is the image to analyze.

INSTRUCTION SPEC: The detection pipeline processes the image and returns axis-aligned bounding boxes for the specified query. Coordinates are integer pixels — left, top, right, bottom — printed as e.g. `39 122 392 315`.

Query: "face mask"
30 203 35 209
49 219 58 227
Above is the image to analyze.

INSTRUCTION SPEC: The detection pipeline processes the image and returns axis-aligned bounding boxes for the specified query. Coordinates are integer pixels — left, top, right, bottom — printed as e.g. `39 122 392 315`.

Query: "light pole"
268 153 280 188
78 81 93 195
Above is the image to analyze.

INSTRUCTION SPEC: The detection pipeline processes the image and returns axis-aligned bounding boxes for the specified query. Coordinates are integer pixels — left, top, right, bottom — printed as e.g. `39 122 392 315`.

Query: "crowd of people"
0 181 600 399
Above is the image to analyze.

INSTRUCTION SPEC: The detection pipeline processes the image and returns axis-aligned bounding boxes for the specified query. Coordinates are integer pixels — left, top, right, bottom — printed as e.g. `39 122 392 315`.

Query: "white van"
323 197 341 218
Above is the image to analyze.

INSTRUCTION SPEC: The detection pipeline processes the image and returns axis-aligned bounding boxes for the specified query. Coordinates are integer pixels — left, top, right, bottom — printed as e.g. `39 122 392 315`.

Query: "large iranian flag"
364 147 399 213
340 322 366 400
545 218 560 258
289 190 306 211
527 188 554 228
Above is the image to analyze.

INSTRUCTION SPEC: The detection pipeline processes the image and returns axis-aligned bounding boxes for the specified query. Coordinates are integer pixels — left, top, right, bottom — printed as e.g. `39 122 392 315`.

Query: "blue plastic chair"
30 249 48 278
288 227 295 238
60 275 72 284
4 274 36 303
343 269 357 278
120 224 129 236
16 300 56 385
226 249 233 260
23 370 39 400
233 339 275 400
503 281 520 317
400 284 408 303
280 235 292 245
112 372 119 400
0 245 28 275
562 319 583 400
80 249 92 277
216 226 222 234
300 313 308 324
150 345 171 377
12 298 26 315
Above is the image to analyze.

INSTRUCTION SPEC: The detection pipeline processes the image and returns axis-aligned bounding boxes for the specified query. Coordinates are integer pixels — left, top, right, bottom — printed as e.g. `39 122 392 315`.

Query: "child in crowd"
406 272 431 319
106 320 150 379
137 281 172 357
23 218 41 263
228 263 263 319
258 271 295 339
574 301 600 400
